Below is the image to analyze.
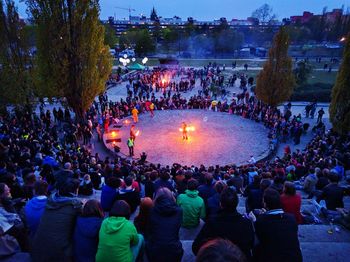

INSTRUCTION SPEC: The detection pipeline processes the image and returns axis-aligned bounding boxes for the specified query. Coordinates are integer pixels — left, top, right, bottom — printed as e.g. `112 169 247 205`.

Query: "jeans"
131 234 144 262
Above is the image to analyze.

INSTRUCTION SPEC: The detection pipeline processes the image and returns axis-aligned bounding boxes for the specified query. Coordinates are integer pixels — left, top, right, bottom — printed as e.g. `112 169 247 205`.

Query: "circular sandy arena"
111 110 270 167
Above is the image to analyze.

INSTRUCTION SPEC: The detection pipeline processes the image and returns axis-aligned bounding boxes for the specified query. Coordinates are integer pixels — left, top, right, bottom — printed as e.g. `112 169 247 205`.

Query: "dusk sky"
15 0 348 21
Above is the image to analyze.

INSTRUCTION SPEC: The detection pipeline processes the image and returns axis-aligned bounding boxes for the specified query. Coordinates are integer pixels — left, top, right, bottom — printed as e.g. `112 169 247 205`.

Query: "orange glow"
179 126 196 132
111 131 117 137
124 119 129 124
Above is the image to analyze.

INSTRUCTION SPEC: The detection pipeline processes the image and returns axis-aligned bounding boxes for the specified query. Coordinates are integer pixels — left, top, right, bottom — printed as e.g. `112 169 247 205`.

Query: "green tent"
128 63 145 70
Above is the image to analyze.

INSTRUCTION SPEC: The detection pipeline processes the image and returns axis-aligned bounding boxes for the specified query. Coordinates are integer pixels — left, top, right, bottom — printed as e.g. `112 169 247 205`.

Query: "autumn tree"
329 33 350 134
255 27 295 106
0 0 35 110
26 0 112 120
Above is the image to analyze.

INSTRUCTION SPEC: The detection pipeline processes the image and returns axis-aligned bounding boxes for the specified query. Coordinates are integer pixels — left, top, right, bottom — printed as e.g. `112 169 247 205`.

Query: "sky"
15 0 348 21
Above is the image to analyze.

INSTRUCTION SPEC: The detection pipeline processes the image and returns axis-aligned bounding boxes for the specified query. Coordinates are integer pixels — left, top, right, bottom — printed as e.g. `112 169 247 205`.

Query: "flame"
111 131 117 137
179 126 195 132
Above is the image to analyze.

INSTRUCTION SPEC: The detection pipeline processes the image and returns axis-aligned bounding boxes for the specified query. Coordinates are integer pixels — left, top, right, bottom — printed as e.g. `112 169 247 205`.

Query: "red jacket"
280 193 303 224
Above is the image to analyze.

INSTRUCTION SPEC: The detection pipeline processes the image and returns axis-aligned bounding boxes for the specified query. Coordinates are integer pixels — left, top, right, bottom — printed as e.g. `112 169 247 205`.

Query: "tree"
329 33 350 134
120 28 155 56
255 27 295 106
0 0 34 109
26 0 112 120
293 60 313 85
104 23 117 48
251 4 276 24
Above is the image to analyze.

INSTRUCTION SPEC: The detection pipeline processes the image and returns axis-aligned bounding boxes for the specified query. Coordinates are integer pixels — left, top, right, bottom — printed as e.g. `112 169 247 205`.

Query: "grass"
113 58 340 70
112 58 337 102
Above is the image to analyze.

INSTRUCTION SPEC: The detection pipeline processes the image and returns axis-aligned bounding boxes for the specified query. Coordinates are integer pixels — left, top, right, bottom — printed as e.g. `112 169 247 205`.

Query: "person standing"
149 102 155 117
131 107 139 123
182 122 188 140
317 108 325 123
127 137 134 157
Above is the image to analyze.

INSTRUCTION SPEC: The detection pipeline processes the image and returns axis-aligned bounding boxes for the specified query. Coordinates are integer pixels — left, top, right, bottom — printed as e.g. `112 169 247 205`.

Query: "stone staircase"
179 195 350 262
180 224 350 262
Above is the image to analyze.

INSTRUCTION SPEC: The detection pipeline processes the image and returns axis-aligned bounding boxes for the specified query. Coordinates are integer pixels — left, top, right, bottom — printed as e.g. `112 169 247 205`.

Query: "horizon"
14 0 348 21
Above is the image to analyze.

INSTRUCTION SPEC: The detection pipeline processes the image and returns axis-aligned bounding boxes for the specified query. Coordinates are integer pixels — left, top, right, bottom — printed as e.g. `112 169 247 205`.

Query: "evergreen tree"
0 0 34 109
329 33 350 134
256 27 295 106
26 0 112 120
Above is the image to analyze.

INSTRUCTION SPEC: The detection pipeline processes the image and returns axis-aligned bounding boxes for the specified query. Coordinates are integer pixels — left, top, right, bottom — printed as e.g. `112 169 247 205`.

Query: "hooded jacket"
177 190 205 228
96 216 138 262
146 195 183 262
31 193 82 262
73 216 103 262
24 196 47 239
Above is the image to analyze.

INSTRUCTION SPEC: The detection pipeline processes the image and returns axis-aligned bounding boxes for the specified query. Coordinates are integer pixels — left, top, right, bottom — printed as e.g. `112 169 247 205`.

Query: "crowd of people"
0 64 349 261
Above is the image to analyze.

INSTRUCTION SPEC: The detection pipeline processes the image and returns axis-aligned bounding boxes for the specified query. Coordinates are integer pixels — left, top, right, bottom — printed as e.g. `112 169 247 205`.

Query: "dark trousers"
129 146 134 156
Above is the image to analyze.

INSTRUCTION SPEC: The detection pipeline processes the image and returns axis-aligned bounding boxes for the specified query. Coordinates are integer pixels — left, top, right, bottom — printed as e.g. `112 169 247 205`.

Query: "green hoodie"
96 216 138 262
177 190 206 228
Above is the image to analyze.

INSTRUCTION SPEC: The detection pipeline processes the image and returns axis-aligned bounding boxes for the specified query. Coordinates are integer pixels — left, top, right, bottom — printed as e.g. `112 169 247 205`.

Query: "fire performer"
182 122 188 140
130 125 136 141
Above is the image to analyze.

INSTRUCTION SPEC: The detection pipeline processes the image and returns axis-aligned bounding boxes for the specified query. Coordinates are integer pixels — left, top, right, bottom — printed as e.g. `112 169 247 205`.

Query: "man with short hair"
116 176 140 214
177 179 206 228
253 188 302 262
193 188 254 259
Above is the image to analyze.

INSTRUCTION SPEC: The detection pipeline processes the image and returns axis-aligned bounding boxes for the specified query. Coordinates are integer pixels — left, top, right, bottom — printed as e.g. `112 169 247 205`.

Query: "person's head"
283 181 296 196
196 238 247 262
260 179 272 191
214 181 226 194
124 176 133 187
58 178 80 197
0 183 11 200
154 187 176 205
64 162 72 170
82 199 104 218
187 179 198 191
106 176 121 188
138 197 153 215
204 173 213 185
109 200 131 219
263 188 281 210
328 172 339 183
220 187 238 211
34 180 48 196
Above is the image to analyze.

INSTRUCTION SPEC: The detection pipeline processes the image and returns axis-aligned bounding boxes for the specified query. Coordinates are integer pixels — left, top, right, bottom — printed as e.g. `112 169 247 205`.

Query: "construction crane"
115 6 136 20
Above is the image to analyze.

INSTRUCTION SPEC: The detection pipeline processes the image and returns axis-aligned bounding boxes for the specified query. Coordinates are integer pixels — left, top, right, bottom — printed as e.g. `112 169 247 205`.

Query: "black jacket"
146 195 183 262
116 188 140 214
254 211 302 262
192 209 255 259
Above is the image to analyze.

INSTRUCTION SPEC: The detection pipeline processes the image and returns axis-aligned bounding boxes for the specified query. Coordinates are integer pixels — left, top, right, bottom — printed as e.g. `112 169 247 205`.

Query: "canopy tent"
128 63 145 70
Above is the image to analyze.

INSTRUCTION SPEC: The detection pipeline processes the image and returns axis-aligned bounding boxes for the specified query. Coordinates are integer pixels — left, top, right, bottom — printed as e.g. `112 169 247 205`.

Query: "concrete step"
298 225 350 243
181 240 350 262
301 242 350 262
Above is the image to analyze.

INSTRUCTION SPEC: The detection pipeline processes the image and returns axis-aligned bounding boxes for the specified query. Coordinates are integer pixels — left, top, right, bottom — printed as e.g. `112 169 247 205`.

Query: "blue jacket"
74 216 103 262
100 185 117 211
24 196 47 239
